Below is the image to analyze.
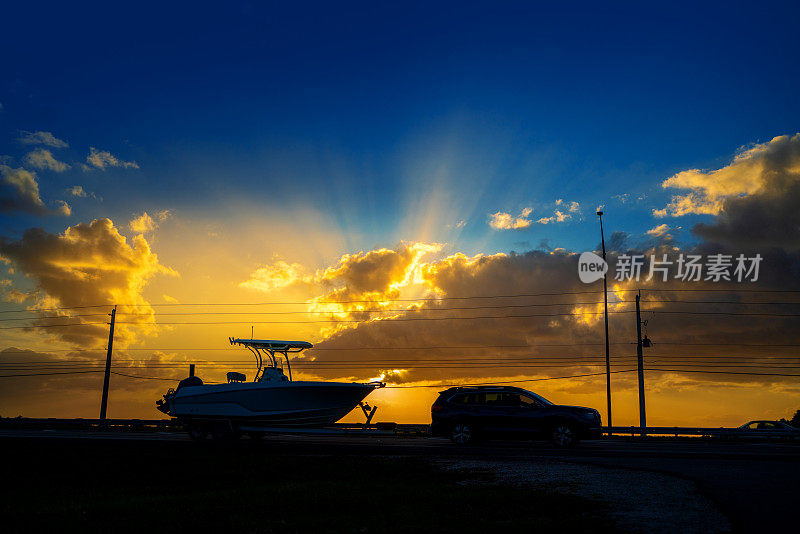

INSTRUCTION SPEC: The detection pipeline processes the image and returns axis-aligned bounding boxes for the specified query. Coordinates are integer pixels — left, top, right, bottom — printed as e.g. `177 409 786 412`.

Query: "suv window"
483 392 538 407
450 392 484 405
519 394 542 408
449 390 545 407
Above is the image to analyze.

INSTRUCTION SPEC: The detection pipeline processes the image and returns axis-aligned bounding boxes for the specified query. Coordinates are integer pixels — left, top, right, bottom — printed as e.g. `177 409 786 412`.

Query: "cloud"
24 148 70 172
0 218 177 347
0 165 72 216
489 208 533 230
241 242 443 333
240 260 309 292
0 279 31 303
537 200 580 224
655 133 800 218
67 186 87 197
54 200 71 216
555 198 581 213
65 185 100 202
235 235 800 393
129 210 170 234
0 165 48 215
690 134 800 249
537 210 568 224
85 147 139 170
17 131 68 148
646 224 670 237
129 212 155 234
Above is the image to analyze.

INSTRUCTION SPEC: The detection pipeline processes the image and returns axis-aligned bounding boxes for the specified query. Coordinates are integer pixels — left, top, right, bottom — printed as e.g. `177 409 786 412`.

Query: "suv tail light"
431 404 444 413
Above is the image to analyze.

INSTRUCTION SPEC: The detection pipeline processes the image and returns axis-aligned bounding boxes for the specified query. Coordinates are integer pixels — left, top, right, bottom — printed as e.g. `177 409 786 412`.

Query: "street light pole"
597 211 612 433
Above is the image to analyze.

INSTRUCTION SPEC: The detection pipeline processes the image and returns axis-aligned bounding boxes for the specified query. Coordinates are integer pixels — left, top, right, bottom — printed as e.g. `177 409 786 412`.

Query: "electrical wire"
0 300 631 321
2 287 798 314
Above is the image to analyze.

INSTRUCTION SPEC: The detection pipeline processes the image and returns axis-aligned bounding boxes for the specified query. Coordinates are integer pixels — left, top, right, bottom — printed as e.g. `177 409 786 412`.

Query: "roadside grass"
1 439 615 532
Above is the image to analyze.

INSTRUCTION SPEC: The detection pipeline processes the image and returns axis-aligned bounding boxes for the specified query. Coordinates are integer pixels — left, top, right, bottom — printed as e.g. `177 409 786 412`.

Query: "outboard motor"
177 375 204 389
156 375 204 415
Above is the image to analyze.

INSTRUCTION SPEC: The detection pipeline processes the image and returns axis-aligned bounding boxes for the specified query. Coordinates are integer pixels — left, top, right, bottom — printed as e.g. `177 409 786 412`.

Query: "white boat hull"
165 381 378 426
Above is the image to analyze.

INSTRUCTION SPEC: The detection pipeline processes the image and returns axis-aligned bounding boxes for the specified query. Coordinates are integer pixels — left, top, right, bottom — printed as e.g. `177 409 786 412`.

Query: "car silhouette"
429 385 602 447
736 420 800 440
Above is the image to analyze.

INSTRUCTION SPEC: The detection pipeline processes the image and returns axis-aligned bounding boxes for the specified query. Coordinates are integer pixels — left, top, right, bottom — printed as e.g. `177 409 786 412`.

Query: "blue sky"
2 1 799 256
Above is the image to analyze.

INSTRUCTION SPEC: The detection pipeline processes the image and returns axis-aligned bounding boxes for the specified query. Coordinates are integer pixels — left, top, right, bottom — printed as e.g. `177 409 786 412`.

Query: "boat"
156 338 384 433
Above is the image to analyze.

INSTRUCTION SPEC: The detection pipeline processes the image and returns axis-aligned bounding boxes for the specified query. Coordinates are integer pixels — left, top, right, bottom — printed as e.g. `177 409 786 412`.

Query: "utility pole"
99 305 117 420
597 210 612 433
635 291 646 435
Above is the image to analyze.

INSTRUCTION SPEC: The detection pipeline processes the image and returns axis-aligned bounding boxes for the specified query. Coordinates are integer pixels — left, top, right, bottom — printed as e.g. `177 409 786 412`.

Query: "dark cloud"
0 165 70 216
291 242 800 389
694 134 800 249
0 165 49 215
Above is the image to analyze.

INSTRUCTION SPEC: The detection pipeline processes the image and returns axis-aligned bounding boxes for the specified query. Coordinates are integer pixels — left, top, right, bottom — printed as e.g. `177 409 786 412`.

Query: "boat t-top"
156 338 384 437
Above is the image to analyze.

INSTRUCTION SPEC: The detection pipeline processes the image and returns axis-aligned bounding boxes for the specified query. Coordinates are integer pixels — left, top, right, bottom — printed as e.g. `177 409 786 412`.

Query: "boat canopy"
229 338 313 382
229 338 313 352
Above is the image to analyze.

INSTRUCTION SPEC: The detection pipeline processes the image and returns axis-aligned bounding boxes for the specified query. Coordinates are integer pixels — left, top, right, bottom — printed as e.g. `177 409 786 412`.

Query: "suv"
430 386 602 447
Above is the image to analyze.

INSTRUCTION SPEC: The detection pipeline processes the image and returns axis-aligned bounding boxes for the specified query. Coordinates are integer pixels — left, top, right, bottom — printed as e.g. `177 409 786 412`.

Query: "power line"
0 300 632 321
385 369 641 388
641 368 800 377
0 310 643 329
6 308 800 330
642 299 800 305
5 355 800 367
3 287 798 314
5 342 800 355
0 370 103 378
0 290 618 314
0 344 609 353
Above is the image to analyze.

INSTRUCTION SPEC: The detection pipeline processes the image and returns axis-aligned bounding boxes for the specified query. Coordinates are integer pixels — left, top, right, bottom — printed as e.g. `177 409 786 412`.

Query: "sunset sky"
2 1 799 426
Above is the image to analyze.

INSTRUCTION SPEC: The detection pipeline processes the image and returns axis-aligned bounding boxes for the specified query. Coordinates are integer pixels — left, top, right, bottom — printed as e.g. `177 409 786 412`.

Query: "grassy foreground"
1 438 614 533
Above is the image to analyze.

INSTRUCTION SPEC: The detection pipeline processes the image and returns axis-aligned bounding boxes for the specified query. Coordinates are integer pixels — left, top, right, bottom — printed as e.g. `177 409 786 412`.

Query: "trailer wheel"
211 423 240 440
188 424 207 441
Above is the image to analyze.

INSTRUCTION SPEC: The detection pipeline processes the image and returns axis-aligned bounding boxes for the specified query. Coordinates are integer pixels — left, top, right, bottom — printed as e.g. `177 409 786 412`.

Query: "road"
2 428 797 532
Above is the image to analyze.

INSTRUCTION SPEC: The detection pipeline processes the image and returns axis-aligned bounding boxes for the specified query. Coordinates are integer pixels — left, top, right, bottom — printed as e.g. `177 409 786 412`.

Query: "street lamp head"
596 210 604 217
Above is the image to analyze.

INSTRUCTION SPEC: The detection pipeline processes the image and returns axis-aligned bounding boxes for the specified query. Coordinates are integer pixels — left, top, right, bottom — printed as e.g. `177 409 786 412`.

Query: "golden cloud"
240 260 309 292
489 208 533 230
233 240 800 393
0 218 177 347
129 210 170 234
646 223 671 237
537 199 580 224
654 133 800 217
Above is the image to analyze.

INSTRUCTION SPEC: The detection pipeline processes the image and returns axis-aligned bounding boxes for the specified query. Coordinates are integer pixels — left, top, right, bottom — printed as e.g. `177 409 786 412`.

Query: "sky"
1 1 799 425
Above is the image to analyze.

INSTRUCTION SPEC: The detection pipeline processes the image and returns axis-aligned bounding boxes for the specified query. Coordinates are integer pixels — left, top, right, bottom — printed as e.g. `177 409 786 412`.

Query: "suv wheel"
552 423 578 448
450 422 474 445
